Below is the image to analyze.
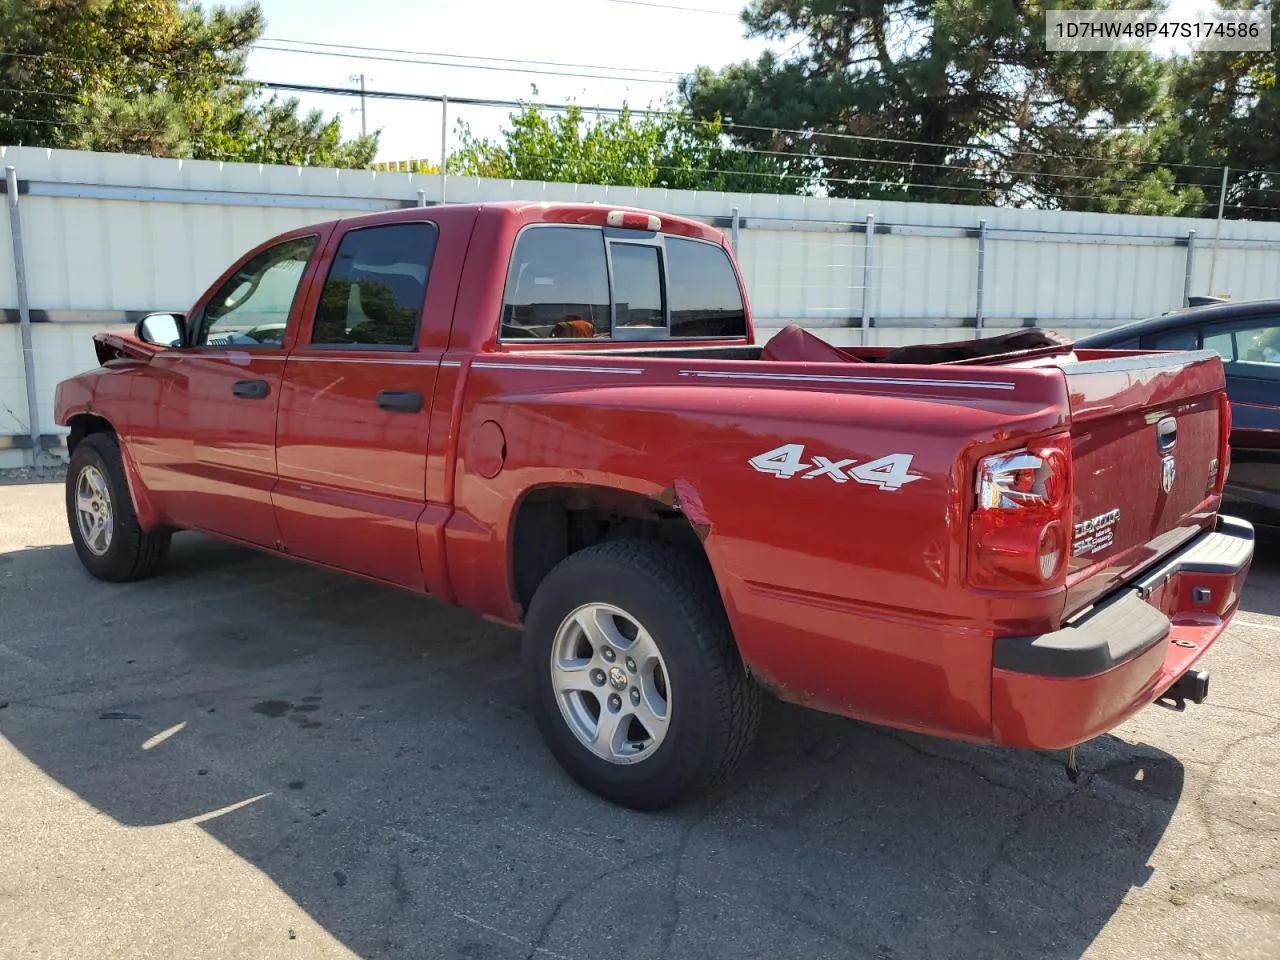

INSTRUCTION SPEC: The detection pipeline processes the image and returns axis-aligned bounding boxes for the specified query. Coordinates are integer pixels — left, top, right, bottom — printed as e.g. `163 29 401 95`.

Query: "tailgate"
1061 349 1228 615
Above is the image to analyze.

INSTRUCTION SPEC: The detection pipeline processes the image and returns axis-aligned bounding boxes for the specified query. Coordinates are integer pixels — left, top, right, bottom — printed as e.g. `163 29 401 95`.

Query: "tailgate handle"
1156 417 1177 452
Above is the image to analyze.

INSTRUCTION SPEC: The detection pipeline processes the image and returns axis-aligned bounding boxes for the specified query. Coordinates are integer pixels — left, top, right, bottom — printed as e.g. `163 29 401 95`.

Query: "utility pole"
348 73 369 137
440 94 448 203
1208 165 1229 295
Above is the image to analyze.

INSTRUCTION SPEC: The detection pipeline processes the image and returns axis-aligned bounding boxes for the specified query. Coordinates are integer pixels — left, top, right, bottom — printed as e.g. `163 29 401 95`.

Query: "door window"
1204 320 1280 381
310 222 439 348
197 236 318 347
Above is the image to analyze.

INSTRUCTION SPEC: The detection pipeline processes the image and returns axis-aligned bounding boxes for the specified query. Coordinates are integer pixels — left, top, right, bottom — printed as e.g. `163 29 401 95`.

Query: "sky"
242 0 1220 166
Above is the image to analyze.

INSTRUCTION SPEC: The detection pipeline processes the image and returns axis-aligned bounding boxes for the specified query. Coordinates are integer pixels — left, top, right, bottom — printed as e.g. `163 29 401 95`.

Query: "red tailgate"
1059 349 1229 616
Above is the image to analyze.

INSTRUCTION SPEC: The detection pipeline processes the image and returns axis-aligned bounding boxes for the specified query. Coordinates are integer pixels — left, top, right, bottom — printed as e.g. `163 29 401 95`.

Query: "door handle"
232 379 270 400
376 389 424 413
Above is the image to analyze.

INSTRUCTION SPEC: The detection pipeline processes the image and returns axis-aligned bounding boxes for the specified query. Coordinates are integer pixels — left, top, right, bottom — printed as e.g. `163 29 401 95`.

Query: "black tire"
523 538 762 810
65 432 171 582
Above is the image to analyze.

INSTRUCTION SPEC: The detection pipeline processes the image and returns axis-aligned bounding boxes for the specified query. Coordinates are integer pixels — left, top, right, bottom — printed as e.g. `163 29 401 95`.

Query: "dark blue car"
1075 298 1280 532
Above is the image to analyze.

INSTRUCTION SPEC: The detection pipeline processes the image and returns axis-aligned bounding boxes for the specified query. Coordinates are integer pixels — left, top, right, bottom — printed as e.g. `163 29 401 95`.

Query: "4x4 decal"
748 443 924 492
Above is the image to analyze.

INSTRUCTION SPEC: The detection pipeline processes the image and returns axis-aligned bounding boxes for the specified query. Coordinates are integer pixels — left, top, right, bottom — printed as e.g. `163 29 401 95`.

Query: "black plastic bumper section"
993 515 1256 678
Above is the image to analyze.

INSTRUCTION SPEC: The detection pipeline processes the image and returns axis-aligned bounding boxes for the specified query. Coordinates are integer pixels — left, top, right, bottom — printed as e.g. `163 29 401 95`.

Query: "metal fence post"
416 189 427 208
730 206 740 253
1183 228 1196 307
5 165 42 466
975 218 988 330
860 214 876 336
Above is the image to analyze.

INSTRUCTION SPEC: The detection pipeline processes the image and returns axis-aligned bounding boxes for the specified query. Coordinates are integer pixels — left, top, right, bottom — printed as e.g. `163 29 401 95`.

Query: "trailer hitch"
1156 668 1210 712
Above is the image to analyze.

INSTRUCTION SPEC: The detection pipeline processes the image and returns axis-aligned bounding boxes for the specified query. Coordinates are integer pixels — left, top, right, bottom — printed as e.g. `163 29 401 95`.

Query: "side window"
1142 328 1199 351
1204 320 1280 381
501 226 610 339
198 236 317 347
666 237 748 338
310 222 438 348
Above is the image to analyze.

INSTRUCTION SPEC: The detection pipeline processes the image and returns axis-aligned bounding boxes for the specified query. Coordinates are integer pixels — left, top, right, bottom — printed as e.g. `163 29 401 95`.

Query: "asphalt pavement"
1 480 1277 960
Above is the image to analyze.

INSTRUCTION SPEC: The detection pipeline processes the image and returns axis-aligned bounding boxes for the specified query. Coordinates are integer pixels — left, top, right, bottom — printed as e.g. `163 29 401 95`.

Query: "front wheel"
523 539 761 810
66 432 171 582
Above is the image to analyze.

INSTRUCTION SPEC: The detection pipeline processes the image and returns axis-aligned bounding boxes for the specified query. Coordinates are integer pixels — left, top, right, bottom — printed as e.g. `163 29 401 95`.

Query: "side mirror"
136 313 185 348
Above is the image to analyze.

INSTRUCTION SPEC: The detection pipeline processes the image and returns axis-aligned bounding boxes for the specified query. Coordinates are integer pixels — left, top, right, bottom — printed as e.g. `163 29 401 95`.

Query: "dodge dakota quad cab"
54 201 1256 810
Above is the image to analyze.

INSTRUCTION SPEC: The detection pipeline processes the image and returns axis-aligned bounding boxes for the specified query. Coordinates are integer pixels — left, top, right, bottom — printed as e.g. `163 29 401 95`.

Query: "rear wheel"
66 432 170 582
523 539 761 810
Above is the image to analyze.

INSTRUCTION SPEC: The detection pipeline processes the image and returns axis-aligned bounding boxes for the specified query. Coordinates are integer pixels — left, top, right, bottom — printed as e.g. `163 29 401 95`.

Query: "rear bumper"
990 514 1256 750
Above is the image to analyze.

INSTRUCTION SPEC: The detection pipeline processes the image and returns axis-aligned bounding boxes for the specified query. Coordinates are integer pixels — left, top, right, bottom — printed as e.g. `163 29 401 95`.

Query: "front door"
137 230 326 547
273 219 444 588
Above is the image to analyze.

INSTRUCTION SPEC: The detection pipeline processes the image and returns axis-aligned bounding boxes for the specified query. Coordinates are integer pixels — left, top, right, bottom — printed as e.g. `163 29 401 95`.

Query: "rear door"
134 229 325 547
273 212 472 589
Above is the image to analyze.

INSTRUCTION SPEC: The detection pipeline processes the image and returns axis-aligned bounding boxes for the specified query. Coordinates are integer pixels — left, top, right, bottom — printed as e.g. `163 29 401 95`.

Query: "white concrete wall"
4 144 1280 466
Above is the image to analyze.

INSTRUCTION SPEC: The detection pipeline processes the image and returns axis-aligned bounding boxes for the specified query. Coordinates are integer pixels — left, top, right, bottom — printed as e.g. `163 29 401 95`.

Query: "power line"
256 80 522 108
681 115 1247 176
0 86 81 101
253 43 679 85
0 112 187 138
257 37 689 77
599 0 739 14
0 39 689 84
614 120 1217 192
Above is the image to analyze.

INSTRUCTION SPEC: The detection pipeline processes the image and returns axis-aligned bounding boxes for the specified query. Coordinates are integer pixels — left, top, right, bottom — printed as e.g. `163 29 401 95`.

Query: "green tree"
448 99 801 193
0 0 376 167
1155 0 1280 220
679 0 1201 212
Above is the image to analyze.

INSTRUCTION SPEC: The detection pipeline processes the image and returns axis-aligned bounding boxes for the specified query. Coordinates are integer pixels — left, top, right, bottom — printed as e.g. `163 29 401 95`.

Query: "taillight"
968 433 1073 589
1216 392 1232 491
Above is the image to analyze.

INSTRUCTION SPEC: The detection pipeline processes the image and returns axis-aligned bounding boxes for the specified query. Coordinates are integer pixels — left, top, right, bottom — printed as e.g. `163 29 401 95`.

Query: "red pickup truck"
54 201 1255 810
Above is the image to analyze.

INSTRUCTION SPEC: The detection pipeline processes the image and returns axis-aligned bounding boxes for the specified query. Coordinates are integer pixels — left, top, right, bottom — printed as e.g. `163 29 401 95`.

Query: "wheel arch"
65 417 163 533
507 482 721 621
65 412 116 454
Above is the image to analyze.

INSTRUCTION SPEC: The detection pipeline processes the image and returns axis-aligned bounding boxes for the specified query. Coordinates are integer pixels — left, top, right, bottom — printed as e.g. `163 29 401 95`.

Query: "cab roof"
313 200 727 245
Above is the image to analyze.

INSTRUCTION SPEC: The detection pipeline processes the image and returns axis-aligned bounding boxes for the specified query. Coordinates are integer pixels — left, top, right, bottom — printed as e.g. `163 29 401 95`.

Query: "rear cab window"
499 224 746 342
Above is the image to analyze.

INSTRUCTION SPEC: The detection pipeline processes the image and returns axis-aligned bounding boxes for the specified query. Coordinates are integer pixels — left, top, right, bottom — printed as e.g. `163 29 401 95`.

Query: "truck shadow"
0 533 1213 960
